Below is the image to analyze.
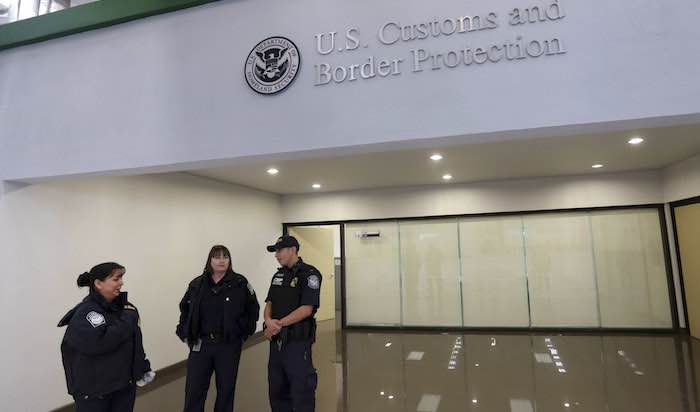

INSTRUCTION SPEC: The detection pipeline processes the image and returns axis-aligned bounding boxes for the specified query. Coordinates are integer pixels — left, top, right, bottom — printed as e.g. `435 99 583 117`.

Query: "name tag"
272 277 284 286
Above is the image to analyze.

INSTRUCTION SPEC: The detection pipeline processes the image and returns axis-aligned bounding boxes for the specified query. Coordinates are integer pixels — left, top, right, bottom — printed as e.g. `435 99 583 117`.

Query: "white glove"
136 371 156 387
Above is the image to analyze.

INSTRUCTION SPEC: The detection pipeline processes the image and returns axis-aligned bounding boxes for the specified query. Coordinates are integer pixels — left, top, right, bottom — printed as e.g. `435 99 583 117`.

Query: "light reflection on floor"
128 320 699 412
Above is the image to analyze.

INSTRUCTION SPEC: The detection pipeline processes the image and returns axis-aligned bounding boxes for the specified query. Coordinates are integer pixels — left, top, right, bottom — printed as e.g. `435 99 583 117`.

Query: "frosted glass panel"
459 217 530 327
345 222 401 326
591 210 672 328
399 220 462 327
525 213 599 327
342 208 672 330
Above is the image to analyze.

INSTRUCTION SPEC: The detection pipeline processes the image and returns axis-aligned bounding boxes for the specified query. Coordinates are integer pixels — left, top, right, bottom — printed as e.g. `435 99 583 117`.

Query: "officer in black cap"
264 235 322 412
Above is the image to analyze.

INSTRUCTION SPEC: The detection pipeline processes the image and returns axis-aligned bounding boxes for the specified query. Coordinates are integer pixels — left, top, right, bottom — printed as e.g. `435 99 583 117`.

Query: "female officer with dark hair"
58 262 154 412
177 245 260 412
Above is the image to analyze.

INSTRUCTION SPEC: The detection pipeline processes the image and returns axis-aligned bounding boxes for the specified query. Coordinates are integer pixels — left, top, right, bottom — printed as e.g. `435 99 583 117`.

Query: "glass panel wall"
459 217 530 327
591 209 672 328
399 220 462 327
342 208 673 329
524 213 600 327
345 222 401 326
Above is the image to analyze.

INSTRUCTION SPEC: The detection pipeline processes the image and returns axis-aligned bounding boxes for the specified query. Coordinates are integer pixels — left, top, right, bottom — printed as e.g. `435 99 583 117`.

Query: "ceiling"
189 124 700 194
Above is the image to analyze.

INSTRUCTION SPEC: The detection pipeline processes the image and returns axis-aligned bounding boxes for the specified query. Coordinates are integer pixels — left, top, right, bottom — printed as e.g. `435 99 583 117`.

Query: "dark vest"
268 267 307 319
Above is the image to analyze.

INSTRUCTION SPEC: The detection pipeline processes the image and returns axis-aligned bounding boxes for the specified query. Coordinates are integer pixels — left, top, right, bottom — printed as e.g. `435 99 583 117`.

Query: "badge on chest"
272 271 286 286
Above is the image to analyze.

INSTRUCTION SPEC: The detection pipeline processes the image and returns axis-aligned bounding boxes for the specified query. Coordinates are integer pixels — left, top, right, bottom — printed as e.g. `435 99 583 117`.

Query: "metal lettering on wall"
313 0 567 86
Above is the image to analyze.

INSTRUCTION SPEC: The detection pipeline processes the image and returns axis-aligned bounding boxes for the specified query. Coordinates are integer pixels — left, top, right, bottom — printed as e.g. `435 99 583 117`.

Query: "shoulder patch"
307 275 320 290
86 311 106 328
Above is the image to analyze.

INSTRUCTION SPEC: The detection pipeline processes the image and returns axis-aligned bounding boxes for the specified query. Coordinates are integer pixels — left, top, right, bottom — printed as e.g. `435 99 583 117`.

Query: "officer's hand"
265 319 282 335
264 328 276 341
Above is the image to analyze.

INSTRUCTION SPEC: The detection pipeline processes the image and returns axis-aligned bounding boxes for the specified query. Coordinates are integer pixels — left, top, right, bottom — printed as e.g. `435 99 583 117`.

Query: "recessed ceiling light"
430 153 443 161
442 174 453 180
592 164 604 169
628 137 644 145
312 183 321 189
267 168 279 175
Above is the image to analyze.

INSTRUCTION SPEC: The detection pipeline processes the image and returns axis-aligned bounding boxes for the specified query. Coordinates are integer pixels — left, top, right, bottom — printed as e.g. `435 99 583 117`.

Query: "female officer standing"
58 262 155 412
177 245 260 412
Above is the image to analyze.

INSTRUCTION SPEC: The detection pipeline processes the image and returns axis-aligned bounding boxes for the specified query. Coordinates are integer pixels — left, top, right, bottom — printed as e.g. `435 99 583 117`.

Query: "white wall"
663 153 700 202
2 0 700 180
282 170 663 223
0 173 281 411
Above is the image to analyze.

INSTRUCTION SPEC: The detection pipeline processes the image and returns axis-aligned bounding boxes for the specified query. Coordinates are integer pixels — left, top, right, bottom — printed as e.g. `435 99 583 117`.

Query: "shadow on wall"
1 180 30 196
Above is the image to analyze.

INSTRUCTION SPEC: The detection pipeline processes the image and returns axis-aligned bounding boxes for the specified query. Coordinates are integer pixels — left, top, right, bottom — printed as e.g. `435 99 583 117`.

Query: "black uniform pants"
184 340 242 412
268 339 317 412
74 384 136 412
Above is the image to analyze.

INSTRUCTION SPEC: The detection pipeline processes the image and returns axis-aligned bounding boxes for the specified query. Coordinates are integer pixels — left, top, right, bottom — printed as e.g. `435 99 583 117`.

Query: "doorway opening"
286 224 342 322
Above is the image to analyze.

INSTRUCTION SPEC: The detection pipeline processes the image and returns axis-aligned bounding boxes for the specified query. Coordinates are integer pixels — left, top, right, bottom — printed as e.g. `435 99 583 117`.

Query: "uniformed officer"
176 245 260 412
58 262 154 412
264 235 322 412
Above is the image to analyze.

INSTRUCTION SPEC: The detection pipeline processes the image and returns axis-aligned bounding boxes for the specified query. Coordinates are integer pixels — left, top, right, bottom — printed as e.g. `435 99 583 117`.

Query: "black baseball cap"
266 235 300 252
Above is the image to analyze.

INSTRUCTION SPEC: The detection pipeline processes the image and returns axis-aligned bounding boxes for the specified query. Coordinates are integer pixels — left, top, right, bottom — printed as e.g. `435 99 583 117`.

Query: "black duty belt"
272 319 317 348
200 332 223 343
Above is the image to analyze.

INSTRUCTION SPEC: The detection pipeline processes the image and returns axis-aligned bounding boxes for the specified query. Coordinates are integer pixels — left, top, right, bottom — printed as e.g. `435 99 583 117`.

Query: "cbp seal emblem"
245 36 300 95
307 275 320 290
86 311 106 328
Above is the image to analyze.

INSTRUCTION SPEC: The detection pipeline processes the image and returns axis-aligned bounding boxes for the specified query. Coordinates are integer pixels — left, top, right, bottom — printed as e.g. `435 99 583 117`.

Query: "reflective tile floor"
129 319 700 412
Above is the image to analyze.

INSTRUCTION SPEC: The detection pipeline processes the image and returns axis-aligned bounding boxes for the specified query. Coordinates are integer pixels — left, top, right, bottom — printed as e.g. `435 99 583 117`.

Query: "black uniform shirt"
199 273 231 336
265 258 322 320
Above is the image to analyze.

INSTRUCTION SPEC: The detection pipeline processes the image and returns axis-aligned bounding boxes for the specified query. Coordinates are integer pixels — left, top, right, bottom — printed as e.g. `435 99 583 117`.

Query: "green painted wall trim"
0 0 222 51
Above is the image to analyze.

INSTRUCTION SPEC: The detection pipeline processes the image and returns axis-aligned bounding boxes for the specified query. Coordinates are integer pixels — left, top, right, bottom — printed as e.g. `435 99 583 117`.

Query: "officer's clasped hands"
264 318 283 340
